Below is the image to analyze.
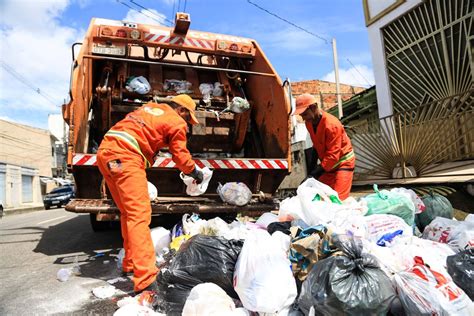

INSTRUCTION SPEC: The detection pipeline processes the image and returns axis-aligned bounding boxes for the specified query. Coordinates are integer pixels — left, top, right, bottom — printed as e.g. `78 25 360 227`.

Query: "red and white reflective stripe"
72 154 288 169
144 33 214 49
154 157 288 169
73 154 97 166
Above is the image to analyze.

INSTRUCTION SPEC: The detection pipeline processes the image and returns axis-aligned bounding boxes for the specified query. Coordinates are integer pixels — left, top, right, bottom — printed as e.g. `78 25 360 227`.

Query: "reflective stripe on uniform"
331 150 355 170
105 130 151 168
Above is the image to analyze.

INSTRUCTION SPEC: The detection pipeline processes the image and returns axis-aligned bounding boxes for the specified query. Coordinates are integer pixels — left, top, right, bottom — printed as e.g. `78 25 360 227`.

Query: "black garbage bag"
298 235 396 316
447 248 474 300
155 234 243 315
416 191 453 231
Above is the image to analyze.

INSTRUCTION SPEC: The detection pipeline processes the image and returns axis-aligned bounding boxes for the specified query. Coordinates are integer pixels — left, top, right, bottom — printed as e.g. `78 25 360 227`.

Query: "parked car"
43 186 75 210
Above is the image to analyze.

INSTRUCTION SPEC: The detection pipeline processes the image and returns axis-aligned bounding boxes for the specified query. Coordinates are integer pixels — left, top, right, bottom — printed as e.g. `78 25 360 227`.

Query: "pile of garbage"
107 179 473 315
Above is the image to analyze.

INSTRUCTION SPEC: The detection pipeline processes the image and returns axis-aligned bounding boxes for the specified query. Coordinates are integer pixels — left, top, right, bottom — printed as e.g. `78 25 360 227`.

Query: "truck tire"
89 213 112 232
44 205 50 210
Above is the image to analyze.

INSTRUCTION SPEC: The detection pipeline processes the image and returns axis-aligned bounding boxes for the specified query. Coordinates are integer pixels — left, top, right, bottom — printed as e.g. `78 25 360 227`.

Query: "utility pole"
332 38 343 118
63 99 67 178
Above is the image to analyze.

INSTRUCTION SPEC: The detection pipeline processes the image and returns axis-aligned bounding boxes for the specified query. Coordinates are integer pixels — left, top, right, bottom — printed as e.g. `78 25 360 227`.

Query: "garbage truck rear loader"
62 13 291 230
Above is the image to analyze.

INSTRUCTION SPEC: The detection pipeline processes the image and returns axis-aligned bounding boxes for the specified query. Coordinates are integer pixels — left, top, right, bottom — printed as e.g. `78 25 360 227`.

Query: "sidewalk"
2 204 45 217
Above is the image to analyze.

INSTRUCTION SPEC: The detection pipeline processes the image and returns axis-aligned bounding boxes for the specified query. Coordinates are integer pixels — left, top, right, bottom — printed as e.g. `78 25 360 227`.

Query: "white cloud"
161 0 176 5
123 9 168 26
322 64 375 87
0 0 83 113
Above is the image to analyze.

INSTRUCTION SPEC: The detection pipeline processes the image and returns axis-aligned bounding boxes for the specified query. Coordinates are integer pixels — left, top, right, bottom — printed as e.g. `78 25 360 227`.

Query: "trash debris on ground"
416 190 454 231
217 182 252 206
447 249 474 300
114 303 165 316
57 268 72 282
92 285 117 299
394 256 473 315
298 235 396 315
56 256 81 282
107 277 129 285
93 179 472 316
116 248 125 270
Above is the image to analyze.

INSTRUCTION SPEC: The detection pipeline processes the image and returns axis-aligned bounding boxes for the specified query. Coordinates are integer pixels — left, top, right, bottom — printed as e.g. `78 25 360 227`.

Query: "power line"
172 0 176 20
346 58 373 86
246 0 330 44
0 60 59 107
184 0 187 12
117 0 172 26
128 0 174 25
246 1 373 88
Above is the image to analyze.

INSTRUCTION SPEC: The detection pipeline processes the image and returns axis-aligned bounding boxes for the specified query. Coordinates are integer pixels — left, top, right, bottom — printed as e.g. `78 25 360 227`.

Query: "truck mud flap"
65 198 278 217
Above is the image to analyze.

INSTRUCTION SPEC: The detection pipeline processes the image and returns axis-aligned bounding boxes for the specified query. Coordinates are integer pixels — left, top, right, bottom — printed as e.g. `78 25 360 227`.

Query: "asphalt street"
0 209 130 315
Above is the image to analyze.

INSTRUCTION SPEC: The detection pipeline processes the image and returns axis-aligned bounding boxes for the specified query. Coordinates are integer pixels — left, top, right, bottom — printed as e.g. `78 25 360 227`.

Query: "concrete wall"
0 163 42 208
365 0 423 118
0 119 55 177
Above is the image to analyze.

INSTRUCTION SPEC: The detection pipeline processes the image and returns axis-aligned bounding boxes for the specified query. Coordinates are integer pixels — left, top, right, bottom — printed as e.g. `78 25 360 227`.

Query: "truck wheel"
45 205 50 210
89 214 111 232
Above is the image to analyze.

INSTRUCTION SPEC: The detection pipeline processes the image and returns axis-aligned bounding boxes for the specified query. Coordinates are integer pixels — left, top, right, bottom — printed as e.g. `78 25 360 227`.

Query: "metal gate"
348 89 474 181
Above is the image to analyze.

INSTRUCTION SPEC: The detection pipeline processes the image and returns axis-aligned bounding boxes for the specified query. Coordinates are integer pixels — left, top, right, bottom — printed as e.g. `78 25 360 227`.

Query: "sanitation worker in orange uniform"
294 93 355 200
97 94 203 294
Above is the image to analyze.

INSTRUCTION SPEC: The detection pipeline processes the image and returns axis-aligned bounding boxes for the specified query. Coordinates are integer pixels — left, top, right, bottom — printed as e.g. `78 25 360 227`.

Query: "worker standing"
294 93 355 200
96 94 203 294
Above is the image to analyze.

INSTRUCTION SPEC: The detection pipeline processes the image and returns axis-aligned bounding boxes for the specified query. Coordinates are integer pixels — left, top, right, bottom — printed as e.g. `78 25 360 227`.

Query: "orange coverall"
305 111 355 200
97 102 195 292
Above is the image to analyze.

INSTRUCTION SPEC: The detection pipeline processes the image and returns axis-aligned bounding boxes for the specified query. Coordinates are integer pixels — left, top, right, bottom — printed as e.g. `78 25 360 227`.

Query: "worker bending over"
294 93 355 200
97 94 203 294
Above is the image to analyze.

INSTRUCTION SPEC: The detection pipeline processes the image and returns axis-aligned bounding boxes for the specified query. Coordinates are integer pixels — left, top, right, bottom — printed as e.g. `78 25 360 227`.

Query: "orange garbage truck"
62 13 292 231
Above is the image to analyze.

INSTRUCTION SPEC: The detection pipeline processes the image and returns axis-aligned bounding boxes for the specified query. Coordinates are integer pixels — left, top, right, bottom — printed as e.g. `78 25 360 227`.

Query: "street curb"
3 206 45 216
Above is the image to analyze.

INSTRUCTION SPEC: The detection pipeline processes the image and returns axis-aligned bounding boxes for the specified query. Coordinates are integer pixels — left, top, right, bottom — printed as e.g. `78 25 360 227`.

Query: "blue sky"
0 0 374 131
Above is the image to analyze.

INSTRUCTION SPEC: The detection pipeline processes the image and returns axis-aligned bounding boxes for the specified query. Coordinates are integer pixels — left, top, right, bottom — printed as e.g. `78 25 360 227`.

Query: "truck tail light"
101 27 113 36
130 29 140 40
115 29 127 38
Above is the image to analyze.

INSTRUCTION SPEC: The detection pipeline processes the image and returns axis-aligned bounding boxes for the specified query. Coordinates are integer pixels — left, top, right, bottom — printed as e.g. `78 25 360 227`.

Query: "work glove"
187 167 204 184
309 164 325 179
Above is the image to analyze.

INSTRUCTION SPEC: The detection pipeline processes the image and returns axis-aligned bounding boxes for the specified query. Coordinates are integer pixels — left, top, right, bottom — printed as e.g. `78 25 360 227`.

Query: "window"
22 175 33 203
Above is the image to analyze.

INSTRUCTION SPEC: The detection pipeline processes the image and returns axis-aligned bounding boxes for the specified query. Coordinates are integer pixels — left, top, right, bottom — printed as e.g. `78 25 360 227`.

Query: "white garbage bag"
125 76 151 94
391 187 425 214
364 214 413 245
147 181 158 200
394 257 474 315
233 229 297 313
217 182 252 206
422 217 474 252
256 212 278 229
182 283 250 316
150 227 170 256
180 166 213 196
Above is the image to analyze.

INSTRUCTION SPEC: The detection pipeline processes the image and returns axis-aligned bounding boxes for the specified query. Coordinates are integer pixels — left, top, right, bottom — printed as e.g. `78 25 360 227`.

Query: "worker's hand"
187 167 204 184
309 164 325 179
